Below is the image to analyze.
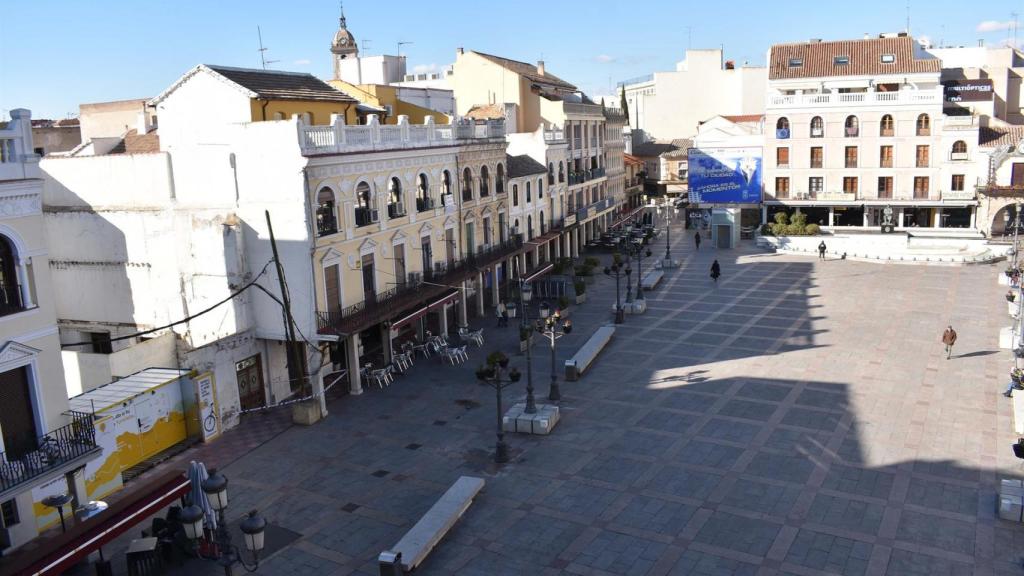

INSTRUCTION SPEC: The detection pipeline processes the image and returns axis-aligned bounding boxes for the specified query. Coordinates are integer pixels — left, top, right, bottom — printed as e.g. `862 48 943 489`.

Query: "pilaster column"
347 334 363 395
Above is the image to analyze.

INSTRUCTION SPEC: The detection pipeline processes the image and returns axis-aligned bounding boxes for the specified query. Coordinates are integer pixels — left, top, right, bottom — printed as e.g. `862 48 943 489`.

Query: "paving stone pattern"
96 217 1024 575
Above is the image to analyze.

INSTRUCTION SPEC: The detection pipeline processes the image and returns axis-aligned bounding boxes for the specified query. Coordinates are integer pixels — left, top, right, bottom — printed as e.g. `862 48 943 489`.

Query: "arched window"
916 114 930 136
513 218 520 234
527 215 533 240
316 187 337 236
272 111 285 120
496 163 505 194
952 140 967 155
417 173 431 212
355 181 375 226
558 161 565 183
301 112 313 124
776 117 790 139
462 168 473 201
526 181 532 203
442 170 452 199
512 184 519 207
388 177 405 218
844 115 858 137
480 165 490 197
538 179 543 199
540 210 545 233
880 114 894 137
0 234 23 315
548 163 555 185
810 116 824 138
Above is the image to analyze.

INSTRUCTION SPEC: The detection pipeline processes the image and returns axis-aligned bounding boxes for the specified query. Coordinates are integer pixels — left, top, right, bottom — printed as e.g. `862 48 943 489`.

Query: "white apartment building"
622 49 767 141
929 45 1024 125
762 35 983 231
0 110 100 552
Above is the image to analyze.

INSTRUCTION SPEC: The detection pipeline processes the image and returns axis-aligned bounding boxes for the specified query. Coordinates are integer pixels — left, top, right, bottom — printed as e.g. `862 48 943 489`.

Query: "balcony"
950 152 970 162
845 127 859 137
777 163 790 169
416 197 435 212
355 207 379 227
0 412 100 497
941 190 976 200
573 138 583 149
387 203 406 219
317 237 525 336
776 128 790 139
880 128 895 137
544 128 565 143
0 283 24 318
300 115 505 156
316 213 338 237
766 87 943 109
817 191 857 202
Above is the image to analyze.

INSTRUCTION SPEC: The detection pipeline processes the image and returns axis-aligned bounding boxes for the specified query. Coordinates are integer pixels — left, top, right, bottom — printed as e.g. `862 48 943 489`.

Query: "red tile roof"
722 114 764 124
623 154 643 166
108 129 160 154
769 36 940 80
980 126 1024 148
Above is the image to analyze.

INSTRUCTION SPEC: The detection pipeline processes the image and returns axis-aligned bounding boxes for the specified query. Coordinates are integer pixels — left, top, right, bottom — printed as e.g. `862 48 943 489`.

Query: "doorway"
235 355 265 411
361 254 376 303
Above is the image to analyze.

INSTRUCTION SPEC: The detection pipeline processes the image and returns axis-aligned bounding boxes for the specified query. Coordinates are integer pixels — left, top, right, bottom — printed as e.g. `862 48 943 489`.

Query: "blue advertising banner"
687 147 763 204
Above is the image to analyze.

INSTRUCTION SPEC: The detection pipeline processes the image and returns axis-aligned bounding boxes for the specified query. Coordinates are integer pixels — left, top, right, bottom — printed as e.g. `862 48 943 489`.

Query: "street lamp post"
537 302 572 401
180 470 267 576
664 208 673 265
630 237 653 301
475 354 520 463
519 279 537 414
604 261 630 324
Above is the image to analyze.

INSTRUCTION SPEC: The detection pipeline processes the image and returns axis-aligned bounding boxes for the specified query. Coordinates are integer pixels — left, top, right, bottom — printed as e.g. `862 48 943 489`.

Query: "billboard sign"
687 147 763 204
943 79 993 102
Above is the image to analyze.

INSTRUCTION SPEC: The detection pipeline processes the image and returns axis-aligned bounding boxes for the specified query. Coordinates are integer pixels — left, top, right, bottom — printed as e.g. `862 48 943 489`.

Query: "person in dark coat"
694 230 702 250
818 241 827 260
710 259 721 283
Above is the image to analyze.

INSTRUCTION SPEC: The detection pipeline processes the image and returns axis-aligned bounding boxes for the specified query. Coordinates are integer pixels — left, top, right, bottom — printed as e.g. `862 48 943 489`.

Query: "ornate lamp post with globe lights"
179 470 267 576
536 302 572 401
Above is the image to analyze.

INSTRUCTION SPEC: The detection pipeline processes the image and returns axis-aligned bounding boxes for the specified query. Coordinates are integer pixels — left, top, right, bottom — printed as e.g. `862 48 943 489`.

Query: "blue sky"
2 0 1023 119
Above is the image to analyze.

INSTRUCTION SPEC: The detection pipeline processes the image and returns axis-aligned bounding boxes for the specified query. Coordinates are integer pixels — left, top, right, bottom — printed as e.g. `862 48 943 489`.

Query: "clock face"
340 37 349 46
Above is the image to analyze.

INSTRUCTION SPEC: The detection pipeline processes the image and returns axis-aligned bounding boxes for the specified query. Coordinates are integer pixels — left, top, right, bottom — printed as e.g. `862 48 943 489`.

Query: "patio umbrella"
187 460 217 531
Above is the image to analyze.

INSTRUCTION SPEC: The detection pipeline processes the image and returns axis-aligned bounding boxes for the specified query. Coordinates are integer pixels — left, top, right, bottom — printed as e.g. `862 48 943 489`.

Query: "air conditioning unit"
370 209 380 223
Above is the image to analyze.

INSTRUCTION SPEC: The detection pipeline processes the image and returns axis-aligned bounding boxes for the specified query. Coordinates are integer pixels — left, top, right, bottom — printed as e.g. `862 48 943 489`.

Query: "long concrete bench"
379 476 485 575
565 325 615 381
641 269 664 290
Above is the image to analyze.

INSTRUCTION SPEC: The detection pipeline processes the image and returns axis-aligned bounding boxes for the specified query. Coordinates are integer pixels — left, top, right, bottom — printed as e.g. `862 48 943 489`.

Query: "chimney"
456 47 464 55
136 111 149 135
537 60 545 76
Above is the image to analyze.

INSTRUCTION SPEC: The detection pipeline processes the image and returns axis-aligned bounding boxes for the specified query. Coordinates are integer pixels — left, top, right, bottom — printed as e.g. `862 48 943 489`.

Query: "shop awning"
522 263 554 283
611 206 645 229
388 288 460 332
0 470 190 576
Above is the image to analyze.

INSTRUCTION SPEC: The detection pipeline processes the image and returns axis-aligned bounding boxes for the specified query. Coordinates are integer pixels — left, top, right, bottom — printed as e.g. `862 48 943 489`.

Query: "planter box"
291 400 323 426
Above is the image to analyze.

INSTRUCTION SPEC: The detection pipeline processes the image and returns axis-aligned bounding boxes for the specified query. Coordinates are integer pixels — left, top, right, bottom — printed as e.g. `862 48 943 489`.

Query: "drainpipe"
259 98 270 121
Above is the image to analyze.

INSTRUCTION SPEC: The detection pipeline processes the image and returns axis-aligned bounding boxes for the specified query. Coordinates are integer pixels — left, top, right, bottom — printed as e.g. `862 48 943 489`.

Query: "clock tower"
330 4 358 80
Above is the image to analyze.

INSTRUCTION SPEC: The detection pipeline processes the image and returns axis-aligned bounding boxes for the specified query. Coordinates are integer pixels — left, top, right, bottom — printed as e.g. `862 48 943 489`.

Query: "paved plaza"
108 225 1024 575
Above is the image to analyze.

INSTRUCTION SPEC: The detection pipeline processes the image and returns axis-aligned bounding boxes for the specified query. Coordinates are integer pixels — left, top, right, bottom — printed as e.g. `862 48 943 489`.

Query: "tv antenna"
1012 12 1019 48
362 39 372 54
257 26 279 69
397 41 413 58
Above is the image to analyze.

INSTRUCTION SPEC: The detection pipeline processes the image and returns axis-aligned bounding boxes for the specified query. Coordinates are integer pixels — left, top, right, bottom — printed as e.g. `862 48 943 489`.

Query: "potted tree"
574 280 587 304
519 326 533 352
487 351 510 368
475 364 494 381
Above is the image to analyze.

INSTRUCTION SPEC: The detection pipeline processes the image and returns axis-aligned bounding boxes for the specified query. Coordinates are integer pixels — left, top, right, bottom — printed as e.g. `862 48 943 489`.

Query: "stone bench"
565 325 615 381
379 476 485 575
641 269 664 290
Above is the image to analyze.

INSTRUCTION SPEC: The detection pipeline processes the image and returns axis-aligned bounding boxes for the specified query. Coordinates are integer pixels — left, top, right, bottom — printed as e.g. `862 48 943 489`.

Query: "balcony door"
0 366 36 459
361 254 376 304
1013 163 1024 187
325 264 341 315
393 244 406 287
421 236 432 278
445 229 455 266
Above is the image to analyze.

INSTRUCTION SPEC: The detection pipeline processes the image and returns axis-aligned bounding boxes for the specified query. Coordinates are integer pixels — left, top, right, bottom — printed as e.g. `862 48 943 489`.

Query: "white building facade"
622 49 767 141
762 36 982 231
0 110 100 552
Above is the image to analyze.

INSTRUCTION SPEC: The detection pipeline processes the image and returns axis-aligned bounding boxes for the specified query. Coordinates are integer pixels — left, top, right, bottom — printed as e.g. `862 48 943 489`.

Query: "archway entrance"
992 204 1023 238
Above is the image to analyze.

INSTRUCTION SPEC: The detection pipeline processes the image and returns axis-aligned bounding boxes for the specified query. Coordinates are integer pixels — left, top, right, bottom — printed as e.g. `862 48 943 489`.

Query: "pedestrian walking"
495 302 506 327
710 259 721 283
818 240 827 260
941 325 957 359
694 230 702 250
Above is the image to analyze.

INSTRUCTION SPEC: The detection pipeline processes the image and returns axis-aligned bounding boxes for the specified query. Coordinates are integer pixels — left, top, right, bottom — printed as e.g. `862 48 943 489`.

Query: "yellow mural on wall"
32 370 190 531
